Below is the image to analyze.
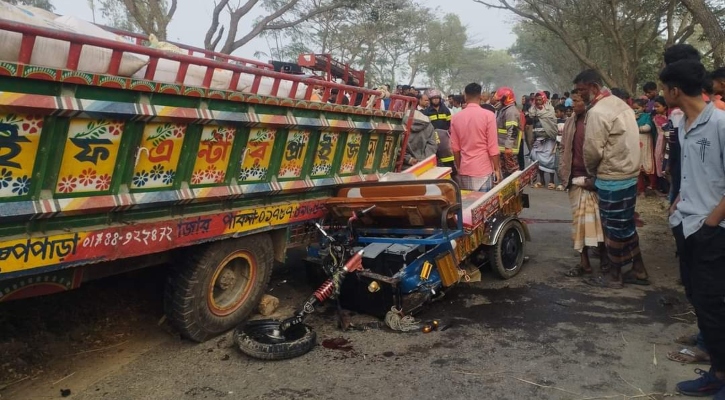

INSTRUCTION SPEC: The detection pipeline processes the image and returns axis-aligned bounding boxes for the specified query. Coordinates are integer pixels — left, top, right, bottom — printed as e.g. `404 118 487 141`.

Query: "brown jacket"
558 112 591 187
583 95 641 181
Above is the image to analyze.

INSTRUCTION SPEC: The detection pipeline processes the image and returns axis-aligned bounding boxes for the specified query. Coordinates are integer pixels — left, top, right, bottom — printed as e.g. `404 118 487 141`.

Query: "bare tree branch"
204 0 231 50
224 0 350 53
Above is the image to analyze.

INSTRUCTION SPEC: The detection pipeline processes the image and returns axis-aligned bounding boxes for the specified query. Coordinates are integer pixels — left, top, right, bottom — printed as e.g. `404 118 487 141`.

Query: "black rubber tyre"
234 319 317 360
164 234 274 342
489 220 526 279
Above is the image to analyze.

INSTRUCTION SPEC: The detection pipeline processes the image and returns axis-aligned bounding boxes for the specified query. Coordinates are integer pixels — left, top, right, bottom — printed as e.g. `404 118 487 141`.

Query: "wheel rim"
500 226 524 272
242 320 308 345
208 251 256 316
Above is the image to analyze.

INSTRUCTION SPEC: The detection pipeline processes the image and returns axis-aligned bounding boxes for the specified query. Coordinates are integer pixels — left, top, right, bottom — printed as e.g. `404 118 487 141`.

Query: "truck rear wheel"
489 220 526 280
165 234 274 342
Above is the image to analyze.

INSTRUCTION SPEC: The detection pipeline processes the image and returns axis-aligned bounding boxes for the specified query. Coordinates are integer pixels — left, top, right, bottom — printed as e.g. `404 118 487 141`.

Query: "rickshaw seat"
325 182 459 228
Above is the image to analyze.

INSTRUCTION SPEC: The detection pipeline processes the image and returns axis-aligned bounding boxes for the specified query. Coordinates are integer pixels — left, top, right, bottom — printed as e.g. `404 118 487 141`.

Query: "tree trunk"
679 0 725 65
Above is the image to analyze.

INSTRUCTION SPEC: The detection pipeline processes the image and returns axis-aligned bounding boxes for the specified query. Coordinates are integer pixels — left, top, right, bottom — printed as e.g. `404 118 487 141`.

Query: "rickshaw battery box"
338 242 421 318
362 242 423 276
339 270 401 318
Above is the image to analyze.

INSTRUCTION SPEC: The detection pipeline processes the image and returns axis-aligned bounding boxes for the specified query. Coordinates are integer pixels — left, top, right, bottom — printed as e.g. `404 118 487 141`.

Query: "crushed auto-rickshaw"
235 159 538 360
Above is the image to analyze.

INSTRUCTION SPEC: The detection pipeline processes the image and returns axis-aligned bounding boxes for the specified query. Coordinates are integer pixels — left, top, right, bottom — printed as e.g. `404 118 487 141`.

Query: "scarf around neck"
588 87 612 109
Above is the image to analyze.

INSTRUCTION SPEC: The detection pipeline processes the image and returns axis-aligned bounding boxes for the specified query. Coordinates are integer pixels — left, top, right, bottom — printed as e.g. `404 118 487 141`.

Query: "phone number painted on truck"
0 200 326 276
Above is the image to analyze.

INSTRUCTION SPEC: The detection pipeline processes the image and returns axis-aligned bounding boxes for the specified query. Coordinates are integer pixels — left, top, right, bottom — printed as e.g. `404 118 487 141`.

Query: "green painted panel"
207 99 249 113
174 124 202 189
226 126 249 185
40 117 70 195
0 76 61 95
112 121 143 194
149 93 201 109
75 85 138 103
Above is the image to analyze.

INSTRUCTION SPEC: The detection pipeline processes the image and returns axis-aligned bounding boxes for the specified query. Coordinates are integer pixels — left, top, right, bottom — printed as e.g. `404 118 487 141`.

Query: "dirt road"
1 189 696 400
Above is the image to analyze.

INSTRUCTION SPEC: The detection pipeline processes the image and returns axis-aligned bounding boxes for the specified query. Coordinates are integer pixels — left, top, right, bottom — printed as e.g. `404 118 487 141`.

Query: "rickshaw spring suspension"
313 279 335 302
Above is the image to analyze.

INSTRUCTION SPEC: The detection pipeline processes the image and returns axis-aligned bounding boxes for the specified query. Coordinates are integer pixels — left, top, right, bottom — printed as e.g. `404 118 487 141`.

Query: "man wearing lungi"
559 90 607 277
660 59 725 399
574 69 649 289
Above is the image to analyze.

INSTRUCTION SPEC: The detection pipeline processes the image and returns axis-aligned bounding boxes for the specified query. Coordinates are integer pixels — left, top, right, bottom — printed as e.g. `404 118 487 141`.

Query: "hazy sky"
55 0 517 60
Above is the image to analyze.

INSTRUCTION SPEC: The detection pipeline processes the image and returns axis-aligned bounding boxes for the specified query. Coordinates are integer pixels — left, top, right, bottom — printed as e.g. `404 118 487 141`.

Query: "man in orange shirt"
449 83 502 192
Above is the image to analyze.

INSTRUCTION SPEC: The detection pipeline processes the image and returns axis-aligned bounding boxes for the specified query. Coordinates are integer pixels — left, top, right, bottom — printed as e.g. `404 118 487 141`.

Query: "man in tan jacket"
573 69 649 289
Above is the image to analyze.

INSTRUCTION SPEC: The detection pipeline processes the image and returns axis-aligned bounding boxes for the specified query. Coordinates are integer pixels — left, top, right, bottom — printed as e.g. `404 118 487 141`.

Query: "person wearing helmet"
493 87 523 177
423 89 452 131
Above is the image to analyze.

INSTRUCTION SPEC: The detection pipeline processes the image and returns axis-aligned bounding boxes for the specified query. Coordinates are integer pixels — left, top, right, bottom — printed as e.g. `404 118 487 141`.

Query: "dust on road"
0 190 695 400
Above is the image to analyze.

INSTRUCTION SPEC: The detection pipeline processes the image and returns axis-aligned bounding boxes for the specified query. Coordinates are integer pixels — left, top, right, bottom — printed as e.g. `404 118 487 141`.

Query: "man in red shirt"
450 83 502 192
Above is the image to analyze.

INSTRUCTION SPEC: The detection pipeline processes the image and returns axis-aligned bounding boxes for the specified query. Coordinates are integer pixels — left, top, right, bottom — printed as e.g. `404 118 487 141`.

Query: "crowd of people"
394 43 725 400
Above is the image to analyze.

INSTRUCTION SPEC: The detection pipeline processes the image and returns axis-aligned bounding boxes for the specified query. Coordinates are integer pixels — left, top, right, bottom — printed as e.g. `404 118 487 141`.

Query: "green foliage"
6 0 54 11
510 22 582 92
89 0 141 33
482 0 670 93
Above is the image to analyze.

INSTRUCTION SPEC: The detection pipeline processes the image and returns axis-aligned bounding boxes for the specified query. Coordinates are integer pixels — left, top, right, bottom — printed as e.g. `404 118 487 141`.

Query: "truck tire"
489 220 526 280
165 234 274 342
234 319 316 360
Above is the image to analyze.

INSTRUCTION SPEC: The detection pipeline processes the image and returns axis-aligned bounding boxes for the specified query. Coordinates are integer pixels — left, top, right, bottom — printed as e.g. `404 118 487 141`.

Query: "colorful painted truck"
0 15 429 341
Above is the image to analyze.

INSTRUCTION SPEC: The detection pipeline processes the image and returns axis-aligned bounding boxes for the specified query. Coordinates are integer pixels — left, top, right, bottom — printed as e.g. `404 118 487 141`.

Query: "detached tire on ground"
165 234 274 342
235 319 316 360
489 219 526 279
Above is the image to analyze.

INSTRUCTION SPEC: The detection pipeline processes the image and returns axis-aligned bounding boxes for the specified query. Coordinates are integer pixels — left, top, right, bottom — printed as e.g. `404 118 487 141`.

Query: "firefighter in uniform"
422 89 455 174
423 89 452 131
493 87 523 177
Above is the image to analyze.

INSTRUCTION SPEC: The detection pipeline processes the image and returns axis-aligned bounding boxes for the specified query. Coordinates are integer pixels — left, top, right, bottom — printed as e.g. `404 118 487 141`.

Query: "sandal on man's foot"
674 334 699 346
584 275 624 289
533 182 544 189
622 271 651 286
565 265 593 277
667 348 711 365
547 183 556 190
555 184 565 191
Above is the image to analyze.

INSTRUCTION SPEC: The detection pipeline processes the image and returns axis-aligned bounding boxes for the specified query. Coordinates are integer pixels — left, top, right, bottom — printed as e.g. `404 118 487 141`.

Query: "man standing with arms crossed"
450 83 502 192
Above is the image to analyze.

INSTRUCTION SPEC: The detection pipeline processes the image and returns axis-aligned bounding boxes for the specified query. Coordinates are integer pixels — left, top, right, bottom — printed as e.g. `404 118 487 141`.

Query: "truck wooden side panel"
0 64 410 290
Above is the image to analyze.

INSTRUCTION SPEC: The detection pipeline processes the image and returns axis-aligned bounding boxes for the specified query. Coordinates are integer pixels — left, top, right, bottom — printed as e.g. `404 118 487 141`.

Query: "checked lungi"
597 184 641 269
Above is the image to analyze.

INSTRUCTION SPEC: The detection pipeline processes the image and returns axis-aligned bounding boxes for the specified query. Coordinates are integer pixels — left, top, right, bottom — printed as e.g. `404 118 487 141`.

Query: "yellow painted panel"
191 126 236 185
311 131 339 177
239 127 276 182
363 134 380 170
0 113 43 198
379 135 395 170
339 133 362 174
278 130 310 179
56 119 125 194
132 122 186 189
